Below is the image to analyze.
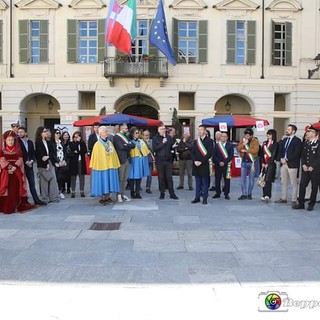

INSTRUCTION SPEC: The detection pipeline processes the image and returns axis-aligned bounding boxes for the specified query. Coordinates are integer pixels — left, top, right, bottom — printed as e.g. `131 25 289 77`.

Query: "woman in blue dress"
128 127 150 199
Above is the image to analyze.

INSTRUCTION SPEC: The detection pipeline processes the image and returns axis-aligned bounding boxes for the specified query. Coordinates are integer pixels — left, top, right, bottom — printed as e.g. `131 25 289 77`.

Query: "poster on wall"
256 121 265 132
235 157 242 168
54 124 72 133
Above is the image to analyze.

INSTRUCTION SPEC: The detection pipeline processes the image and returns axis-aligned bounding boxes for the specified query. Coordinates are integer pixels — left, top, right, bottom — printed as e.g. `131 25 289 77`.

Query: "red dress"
0 147 36 214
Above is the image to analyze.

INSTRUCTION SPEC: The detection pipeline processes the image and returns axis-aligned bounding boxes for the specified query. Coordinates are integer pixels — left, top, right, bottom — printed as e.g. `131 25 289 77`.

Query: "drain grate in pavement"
89 222 121 231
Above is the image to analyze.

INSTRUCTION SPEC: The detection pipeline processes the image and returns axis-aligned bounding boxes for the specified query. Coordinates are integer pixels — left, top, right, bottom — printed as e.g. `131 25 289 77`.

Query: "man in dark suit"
293 126 320 211
152 125 179 200
191 125 213 205
212 132 234 200
113 123 135 203
275 124 302 206
87 122 100 157
17 127 46 206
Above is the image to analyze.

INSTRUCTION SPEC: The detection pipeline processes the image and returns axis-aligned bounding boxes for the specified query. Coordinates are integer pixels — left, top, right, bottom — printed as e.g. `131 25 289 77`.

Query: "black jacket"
279 136 302 168
67 141 87 176
18 138 36 164
191 136 214 177
301 140 320 170
261 141 279 182
35 139 59 169
212 141 234 167
113 133 135 165
177 139 193 160
152 133 174 164
88 133 98 156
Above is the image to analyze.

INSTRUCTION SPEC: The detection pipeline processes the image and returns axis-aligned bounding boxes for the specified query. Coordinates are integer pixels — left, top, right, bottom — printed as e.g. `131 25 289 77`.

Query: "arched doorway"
214 94 252 141
215 94 252 115
114 93 159 119
20 93 60 136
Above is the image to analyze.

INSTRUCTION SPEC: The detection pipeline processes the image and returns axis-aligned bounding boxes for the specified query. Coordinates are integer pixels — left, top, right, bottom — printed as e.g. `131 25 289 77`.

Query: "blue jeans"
195 176 209 200
240 161 256 196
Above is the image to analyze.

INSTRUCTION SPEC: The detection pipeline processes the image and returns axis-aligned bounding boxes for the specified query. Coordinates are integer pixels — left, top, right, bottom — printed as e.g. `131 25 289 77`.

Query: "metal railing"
104 57 168 78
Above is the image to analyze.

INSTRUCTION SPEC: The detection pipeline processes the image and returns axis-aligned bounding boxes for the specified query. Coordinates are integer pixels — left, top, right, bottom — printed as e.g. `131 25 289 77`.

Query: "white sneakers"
59 193 65 200
117 194 132 203
261 196 270 203
122 195 132 202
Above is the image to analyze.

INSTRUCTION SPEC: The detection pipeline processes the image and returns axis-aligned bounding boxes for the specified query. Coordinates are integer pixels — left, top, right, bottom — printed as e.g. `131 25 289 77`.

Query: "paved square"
0 176 319 285
1 176 320 319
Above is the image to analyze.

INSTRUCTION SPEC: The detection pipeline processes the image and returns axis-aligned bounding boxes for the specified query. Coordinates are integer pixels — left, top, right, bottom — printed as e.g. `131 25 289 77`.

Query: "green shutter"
19 20 29 64
285 21 292 66
172 18 178 62
67 19 77 63
148 19 158 75
198 20 208 64
115 49 125 74
271 20 275 65
98 19 105 62
149 20 158 56
246 20 256 65
226 20 236 64
0 20 3 64
39 20 48 63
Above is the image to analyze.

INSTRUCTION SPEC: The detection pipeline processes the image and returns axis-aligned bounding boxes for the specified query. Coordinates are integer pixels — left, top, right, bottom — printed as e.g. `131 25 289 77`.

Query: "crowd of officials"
0 121 319 214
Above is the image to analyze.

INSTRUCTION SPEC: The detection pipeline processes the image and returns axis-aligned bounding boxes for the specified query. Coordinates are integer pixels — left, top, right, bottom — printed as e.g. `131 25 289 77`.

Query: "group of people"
1 120 319 214
184 123 320 212
0 123 88 214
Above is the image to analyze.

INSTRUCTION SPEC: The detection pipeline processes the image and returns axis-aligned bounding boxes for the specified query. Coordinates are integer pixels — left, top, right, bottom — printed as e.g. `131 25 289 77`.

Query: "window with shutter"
19 20 29 64
177 20 200 64
226 20 256 65
272 21 292 66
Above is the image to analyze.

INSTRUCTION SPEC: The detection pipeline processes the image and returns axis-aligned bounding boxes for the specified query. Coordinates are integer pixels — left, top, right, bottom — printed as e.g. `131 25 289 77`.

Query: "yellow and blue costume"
90 138 120 196
129 139 150 179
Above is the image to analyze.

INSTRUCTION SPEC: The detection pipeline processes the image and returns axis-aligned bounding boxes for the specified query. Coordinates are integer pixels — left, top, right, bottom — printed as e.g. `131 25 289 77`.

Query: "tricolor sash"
263 141 272 163
116 132 130 143
196 137 207 157
244 143 255 172
217 142 232 179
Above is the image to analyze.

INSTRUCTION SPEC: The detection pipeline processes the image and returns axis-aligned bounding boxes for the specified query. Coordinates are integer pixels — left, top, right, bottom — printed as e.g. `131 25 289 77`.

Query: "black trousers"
215 166 230 195
298 170 320 207
25 165 41 203
157 161 174 196
129 178 142 194
263 181 272 198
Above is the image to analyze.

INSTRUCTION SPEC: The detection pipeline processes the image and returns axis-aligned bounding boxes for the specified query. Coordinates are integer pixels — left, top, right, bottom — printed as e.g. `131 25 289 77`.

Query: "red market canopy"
202 115 270 128
73 114 163 127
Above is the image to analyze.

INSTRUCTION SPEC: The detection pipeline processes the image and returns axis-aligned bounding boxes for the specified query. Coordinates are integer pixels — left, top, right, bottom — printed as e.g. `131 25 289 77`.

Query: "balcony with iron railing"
104 56 169 79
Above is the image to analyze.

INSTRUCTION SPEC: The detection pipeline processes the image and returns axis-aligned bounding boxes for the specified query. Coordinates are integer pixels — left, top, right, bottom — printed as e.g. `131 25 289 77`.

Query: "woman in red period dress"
0 130 36 214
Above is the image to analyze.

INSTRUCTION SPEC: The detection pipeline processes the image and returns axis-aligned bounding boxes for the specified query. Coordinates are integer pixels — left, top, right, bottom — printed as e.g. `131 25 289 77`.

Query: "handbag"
257 170 266 188
41 169 54 182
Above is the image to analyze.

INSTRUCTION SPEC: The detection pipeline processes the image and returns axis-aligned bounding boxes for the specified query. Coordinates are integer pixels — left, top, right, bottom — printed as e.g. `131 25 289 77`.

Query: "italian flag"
109 0 137 55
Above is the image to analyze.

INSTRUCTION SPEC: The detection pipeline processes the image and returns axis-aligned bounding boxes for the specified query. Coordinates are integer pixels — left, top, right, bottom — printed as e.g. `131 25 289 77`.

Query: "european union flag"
149 0 177 66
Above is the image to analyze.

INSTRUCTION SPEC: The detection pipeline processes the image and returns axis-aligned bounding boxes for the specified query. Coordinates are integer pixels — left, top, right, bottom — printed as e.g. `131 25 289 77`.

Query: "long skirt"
91 168 120 196
129 156 149 179
0 171 35 214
